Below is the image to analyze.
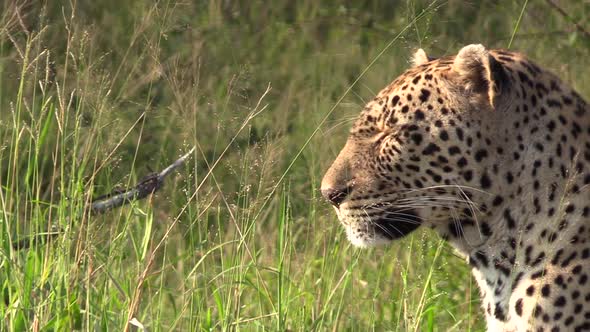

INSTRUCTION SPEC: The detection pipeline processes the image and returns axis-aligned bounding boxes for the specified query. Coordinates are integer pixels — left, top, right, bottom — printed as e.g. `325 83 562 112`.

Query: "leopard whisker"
355 207 424 226
324 117 358 135
400 184 492 196
394 190 486 213
366 198 477 211
397 196 481 207
373 222 406 237
454 184 483 238
377 216 423 225
359 209 408 238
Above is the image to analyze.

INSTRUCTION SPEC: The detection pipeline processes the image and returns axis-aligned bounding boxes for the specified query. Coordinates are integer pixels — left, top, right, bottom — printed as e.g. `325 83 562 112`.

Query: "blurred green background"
0 0 588 331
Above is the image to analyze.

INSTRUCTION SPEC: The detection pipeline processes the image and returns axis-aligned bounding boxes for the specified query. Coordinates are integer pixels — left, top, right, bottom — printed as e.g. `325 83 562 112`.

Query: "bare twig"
12 147 196 250
91 146 195 214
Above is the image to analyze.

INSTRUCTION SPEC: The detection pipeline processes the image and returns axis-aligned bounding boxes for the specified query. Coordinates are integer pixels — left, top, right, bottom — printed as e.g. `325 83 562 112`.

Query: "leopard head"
321 44 511 247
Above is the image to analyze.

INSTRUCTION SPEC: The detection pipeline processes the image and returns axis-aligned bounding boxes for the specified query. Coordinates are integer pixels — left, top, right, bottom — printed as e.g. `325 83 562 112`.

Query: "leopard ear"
452 44 507 109
412 48 431 66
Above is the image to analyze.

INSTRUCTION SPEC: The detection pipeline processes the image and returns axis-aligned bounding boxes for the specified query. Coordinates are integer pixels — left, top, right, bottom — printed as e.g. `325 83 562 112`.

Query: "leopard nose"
321 187 350 207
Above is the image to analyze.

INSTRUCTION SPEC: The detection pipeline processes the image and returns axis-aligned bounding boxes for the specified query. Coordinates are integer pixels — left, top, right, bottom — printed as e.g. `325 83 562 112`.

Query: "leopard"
321 44 590 332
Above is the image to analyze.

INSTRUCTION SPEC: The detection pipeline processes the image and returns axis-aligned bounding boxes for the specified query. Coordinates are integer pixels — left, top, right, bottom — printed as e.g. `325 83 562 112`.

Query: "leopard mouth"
337 206 422 246
372 209 422 240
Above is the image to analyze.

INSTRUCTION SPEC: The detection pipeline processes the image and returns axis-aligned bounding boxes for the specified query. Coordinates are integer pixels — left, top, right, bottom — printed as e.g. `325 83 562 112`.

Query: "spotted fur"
321 44 590 331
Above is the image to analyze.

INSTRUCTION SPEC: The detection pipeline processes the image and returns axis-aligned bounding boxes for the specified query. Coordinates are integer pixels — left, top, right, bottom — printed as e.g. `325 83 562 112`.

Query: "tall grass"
1 1 588 331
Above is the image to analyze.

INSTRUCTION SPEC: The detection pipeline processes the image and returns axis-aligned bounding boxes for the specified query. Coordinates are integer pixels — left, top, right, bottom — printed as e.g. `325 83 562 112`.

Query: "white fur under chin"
345 227 391 248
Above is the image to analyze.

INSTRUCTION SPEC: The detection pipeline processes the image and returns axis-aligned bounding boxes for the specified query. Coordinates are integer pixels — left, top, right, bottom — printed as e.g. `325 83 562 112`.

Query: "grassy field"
1 1 588 331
